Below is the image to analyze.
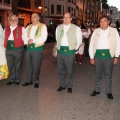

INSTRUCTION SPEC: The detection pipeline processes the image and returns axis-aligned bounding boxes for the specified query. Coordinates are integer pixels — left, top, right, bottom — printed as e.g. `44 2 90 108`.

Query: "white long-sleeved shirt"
25 24 48 45
56 24 82 50
5 25 27 44
89 26 120 58
0 24 3 46
81 28 91 39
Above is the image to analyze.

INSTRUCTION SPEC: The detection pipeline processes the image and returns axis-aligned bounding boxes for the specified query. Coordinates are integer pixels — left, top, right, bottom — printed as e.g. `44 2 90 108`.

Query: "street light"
38 6 42 9
43 0 45 23
100 0 102 17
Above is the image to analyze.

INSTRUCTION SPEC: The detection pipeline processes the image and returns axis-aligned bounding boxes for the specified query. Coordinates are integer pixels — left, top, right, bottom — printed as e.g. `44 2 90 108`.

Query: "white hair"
9 15 18 20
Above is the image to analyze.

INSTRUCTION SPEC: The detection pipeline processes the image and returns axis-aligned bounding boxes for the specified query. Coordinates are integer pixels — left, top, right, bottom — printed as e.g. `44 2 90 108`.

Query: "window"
68 0 71 2
74 9 76 17
4 0 10 4
51 5 54 14
34 0 41 8
68 7 70 12
18 0 31 9
57 5 61 14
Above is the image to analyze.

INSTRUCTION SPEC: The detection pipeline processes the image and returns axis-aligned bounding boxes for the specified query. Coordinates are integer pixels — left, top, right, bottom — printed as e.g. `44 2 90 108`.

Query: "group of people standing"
0 13 48 88
0 12 120 100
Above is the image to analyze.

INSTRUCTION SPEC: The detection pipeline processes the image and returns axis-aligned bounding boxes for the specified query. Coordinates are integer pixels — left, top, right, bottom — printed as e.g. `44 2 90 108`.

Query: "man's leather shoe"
6 82 15 85
22 82 33 86
34 84 39 88
15 82 20 85
107 93 113 99
68 88 72 93
90 91 100 96
57 86 66 92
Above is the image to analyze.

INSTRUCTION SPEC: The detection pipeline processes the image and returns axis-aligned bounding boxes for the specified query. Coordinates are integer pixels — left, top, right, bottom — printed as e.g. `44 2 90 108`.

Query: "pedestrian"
75 18 91 64
89 16 120 99
4 15 26 85
22 13 48 88
0 24 9 80
56 12 82 93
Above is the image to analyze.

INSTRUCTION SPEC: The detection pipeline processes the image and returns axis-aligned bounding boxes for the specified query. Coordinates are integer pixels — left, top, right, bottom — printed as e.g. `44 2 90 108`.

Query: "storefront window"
4 0 10 4
18 0 31 9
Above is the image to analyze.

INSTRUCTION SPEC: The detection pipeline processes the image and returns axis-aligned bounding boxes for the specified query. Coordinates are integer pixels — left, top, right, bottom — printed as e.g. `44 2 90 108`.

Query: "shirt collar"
100 26 109 32
10 25 17 30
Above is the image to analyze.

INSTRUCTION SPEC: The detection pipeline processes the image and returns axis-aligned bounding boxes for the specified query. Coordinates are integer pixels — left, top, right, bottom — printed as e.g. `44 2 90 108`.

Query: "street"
0 42 120 120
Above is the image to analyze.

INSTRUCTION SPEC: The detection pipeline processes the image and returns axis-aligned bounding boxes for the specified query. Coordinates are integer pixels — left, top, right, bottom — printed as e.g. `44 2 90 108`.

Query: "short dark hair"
99 16 110 21
76 18 82 22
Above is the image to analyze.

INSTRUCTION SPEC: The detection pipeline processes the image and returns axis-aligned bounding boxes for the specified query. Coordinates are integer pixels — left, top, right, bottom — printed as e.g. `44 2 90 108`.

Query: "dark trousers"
84 38 89 57
26 51 43 84
57 53 75 88
6 48 24 82
94 58 114 94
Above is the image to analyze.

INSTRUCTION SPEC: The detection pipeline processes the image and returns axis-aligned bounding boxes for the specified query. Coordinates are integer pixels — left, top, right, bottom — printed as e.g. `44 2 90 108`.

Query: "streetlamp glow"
38 6 42 9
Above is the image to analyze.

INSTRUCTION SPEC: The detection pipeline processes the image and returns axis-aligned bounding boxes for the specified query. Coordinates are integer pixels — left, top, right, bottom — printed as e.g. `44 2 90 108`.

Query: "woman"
0 24 9 80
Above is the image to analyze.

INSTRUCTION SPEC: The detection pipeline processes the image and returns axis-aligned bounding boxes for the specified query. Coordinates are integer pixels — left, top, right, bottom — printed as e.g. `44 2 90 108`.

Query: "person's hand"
90 58 95 65
114 58 118 65
28 39 33 44
0 75 3 80
81 29 87 32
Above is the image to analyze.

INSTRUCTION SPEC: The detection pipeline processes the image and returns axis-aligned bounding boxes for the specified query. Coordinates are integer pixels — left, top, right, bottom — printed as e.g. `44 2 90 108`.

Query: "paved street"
0 42 120 120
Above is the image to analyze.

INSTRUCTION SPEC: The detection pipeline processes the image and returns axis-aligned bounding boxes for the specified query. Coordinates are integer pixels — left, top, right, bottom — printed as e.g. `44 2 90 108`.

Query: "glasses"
10 19 18 22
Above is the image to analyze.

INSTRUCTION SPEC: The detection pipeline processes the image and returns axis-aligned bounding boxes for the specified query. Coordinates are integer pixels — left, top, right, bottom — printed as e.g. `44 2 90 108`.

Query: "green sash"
27 43 43 51
7 41 24 50
95 49 112 59
58 46 75 55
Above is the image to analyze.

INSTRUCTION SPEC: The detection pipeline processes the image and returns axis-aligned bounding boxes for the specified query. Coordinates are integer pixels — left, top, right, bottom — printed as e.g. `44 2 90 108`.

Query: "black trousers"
26 51 43 84
84 38 89 57
6 48 24 82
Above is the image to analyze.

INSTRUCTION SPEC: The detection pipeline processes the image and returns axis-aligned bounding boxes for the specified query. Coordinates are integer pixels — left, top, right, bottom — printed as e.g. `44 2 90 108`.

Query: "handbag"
52 42 57 57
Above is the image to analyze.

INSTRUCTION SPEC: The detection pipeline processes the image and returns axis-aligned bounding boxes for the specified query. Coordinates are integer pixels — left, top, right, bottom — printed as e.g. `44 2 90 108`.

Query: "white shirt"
97 27 109 49
25 24 48 45
0 24 3 46
89 26 120 58
6 25 27 44
56 24 82 50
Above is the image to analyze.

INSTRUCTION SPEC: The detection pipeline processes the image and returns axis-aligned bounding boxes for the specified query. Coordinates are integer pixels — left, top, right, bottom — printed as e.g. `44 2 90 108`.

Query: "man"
89 16 120 99
56 12 82 93
4 15 26 85
22 13 48 88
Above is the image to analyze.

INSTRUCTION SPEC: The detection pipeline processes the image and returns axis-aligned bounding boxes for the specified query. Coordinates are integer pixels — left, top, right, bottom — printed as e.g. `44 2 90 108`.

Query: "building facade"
108 6 120 23
43 0 77 25
76 0 101 24
0 0 44 27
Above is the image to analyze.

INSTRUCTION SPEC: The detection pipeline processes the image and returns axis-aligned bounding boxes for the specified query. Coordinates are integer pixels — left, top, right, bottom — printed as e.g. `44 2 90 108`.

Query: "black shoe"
6 82 15 85
107 93 113 99
15 82 20 85
22 82 33 86
68 88 72 93
57 86 66 92
34 84 39 88
90 91 100 96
